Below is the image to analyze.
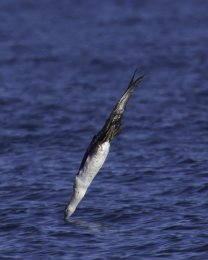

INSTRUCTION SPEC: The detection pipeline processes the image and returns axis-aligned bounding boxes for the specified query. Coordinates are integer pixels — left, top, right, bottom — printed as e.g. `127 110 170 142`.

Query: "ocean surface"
1 0 208 259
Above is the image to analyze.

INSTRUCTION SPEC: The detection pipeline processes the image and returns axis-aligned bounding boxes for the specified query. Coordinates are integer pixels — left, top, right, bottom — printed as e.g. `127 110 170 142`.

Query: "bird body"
65 141 110 217
64 72 143 219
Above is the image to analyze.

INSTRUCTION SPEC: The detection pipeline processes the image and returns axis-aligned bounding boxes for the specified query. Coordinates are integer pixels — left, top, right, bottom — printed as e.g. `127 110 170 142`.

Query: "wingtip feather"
128 70 144 89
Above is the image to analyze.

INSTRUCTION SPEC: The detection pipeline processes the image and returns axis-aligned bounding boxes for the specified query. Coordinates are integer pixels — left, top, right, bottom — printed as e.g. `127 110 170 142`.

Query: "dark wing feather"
96 71 144 143
78 72 144 171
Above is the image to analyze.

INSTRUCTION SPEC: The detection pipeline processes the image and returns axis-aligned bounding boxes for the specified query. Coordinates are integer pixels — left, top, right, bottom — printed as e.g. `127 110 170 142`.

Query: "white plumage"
65 142 110 218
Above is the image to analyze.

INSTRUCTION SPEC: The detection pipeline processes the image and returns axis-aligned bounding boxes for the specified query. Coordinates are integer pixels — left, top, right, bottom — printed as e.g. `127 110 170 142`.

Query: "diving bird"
64 71 144 219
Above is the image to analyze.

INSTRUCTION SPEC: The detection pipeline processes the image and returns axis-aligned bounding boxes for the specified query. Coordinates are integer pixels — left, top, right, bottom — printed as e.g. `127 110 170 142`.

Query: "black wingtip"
128 69 144 89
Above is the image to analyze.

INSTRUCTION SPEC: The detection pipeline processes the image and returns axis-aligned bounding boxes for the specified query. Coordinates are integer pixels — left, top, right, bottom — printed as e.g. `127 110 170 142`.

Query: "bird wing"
78 71 144 171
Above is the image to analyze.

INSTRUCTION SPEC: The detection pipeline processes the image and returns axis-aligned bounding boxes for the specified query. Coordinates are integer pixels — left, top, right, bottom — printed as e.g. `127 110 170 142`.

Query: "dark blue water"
1 0 208 259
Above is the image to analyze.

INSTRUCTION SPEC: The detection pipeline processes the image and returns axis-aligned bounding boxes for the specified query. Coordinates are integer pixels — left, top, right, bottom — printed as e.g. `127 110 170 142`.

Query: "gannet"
64 71 144 219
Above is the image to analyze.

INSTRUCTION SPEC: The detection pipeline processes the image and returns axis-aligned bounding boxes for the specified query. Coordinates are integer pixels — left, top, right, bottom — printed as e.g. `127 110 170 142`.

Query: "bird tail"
97 71 144 142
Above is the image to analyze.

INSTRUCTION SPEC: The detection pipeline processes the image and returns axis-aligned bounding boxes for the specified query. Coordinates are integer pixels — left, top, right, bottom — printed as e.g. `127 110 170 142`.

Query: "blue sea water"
0 0 208 259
